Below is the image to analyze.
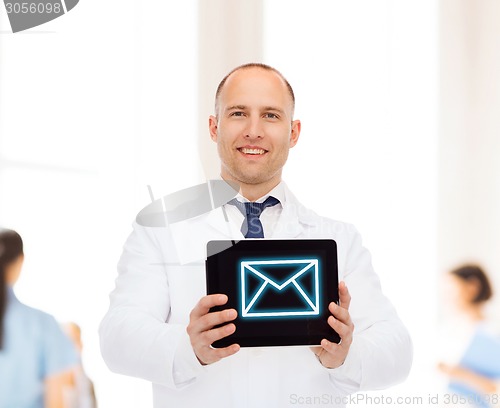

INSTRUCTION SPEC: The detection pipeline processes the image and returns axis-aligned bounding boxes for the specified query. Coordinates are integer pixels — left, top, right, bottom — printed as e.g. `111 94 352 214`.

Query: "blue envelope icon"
240 259 320 318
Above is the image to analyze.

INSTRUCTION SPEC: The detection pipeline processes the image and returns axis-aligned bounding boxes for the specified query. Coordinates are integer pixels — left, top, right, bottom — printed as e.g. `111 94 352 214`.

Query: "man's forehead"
218 68 293 112
223 67 287 92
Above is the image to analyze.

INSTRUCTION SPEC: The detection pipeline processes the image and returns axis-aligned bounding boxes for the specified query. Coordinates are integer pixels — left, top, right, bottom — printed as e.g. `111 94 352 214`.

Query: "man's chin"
233 173 277 186
222 165 281 186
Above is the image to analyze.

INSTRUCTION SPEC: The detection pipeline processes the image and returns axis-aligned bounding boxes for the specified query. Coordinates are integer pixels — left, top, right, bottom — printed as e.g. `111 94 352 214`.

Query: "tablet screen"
206 239 339 348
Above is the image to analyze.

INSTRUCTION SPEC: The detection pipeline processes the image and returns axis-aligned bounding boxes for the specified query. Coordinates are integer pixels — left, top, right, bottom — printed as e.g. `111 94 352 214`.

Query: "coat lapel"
269 183 316 239
169 207 242 264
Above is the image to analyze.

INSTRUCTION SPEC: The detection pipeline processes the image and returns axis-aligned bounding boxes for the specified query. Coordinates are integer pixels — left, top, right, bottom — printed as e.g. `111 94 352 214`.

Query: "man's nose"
244 117 263 139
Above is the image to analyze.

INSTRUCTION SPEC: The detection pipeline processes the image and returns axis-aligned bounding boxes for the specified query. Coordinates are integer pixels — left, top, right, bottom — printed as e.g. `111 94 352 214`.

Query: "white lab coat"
99 184 412 408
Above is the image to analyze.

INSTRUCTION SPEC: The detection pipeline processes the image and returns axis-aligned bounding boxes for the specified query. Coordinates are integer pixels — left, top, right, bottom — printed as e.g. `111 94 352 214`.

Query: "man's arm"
99 223 203 389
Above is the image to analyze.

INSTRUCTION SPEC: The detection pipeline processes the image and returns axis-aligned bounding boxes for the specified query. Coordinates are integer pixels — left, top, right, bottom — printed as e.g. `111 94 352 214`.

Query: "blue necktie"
229 196 280 238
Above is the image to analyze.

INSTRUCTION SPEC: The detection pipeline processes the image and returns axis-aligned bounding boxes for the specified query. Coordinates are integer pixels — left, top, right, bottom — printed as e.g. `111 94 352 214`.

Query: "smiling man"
100 63 412 408
209 65 300 201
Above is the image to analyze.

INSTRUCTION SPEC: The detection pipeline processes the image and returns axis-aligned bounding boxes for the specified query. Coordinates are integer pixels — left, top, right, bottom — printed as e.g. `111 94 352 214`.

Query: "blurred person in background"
62 322 98 408
438 264 500 408
0 229 78 408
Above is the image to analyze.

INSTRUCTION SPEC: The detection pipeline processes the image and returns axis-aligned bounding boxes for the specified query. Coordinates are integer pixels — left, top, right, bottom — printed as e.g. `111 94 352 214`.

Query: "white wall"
196 0 264 180
439 0 500 315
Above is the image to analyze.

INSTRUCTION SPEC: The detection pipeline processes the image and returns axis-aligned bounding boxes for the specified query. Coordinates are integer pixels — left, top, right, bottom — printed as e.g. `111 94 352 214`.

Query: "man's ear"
289 119 301 148
209 115 218 142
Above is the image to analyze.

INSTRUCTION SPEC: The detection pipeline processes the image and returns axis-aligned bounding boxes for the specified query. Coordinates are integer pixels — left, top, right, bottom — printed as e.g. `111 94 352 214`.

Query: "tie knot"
244 196 280 217
227 196 280 238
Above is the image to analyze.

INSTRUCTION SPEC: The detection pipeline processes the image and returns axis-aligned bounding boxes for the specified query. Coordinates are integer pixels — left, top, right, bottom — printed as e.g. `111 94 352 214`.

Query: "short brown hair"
451 264 493 304
214 63 295 115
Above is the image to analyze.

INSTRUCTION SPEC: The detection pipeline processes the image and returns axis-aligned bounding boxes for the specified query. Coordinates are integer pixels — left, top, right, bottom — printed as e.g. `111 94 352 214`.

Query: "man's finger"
320 339 340 355
201 322 237 345
338 281 351 310
189 308 237 336
208 343 241 362
189 294 228 320
328 302 351 325
327 316 352 344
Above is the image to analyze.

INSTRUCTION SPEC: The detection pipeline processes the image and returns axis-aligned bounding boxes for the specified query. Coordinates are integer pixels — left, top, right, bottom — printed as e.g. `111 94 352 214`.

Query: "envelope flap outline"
240 259 320 318
243 260 316 290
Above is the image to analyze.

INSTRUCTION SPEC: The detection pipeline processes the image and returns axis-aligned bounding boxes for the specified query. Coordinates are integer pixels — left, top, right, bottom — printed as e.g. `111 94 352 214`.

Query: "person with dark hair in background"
439 264 500 408
450 265 493 314
0 229 78 408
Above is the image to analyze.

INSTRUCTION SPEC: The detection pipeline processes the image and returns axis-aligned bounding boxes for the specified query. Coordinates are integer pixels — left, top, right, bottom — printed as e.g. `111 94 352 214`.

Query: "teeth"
240 148 266 155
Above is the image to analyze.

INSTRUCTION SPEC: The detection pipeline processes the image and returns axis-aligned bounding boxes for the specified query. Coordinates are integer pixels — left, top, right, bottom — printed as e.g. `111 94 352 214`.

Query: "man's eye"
264 113 279 119
230 111 245 117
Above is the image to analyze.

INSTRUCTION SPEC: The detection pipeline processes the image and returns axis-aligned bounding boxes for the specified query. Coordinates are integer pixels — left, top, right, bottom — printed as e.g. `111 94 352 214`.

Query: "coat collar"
169 182 317 264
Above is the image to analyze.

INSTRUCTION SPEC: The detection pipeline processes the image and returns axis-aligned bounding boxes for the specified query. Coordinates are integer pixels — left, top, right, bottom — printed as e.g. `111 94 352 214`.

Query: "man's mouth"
238 147 268 155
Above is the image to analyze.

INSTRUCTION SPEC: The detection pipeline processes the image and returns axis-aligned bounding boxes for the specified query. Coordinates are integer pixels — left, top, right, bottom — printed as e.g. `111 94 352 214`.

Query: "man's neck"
222 176 281 202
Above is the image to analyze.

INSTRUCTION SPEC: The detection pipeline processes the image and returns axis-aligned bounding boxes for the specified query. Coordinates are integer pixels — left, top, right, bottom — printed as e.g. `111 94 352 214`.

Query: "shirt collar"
234 181 286 206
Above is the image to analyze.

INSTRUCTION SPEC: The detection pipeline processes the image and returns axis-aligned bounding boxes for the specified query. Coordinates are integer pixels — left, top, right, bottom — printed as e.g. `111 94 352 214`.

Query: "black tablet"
206 239 340 348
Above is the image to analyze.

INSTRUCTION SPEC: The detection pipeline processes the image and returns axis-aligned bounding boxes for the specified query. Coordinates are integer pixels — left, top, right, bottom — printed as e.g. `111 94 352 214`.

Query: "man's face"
209 68 300 188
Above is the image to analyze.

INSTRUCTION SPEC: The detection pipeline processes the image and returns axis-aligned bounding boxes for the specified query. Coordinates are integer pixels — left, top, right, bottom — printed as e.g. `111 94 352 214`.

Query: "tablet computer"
206 239 340 348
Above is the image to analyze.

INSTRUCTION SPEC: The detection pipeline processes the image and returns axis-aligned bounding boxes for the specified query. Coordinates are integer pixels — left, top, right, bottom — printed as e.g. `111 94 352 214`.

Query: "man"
100 63 412 407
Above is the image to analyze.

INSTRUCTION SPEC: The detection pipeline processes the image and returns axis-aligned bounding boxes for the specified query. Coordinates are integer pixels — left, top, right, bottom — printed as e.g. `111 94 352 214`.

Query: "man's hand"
311 281 354 369
187 294 240 365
